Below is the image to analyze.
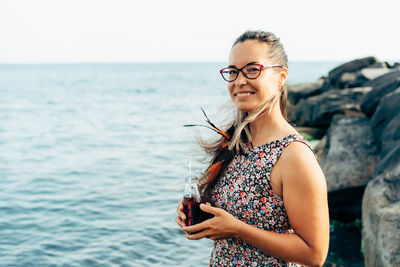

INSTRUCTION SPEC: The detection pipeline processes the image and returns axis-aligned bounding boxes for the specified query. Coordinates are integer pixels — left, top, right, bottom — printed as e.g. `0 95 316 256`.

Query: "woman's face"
227 40 287 113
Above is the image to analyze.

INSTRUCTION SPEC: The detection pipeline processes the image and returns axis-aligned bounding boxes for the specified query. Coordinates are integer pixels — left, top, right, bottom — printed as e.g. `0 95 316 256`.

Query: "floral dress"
209 133 312 267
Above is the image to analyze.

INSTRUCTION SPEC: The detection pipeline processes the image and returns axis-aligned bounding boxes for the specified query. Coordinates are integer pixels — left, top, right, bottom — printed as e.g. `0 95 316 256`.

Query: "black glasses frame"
219 63 282 82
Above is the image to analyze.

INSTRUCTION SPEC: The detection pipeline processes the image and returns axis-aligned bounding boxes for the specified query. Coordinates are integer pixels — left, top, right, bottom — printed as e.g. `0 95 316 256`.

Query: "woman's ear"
279 67 288 87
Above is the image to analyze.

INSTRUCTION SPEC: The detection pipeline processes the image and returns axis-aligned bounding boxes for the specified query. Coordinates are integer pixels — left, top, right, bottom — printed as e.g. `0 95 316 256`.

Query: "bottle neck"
185 176 197 184
184 176 201 200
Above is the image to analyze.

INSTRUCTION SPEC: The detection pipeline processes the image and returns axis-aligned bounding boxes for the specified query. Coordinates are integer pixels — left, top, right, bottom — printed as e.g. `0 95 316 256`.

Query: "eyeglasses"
219 63 282 82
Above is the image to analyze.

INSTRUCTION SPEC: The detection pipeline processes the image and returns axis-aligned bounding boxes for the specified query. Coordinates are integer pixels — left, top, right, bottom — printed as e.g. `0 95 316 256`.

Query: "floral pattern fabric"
209 134 312 267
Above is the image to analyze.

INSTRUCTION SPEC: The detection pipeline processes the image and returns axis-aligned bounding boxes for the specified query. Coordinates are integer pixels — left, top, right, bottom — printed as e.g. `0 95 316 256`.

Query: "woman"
175 30 329 266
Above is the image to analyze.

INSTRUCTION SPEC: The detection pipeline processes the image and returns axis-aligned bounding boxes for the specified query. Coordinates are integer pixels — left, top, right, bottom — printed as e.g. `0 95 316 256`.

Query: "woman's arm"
233 142 329 266
182 142 329 266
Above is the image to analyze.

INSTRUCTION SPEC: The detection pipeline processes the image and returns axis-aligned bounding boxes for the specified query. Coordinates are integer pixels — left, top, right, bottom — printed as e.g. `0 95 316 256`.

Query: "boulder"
374 142 400 176
324 57 379 90
369 62 390 69
361 68 392 80
286 100 297 125
321 115 379 192
313 135 327 163
380 114 400 157
362 172 400 267
294 87 371 127
335 72 358 89
360 70 400 117
346 68 393 88
370 87 400 143
287 78 324 105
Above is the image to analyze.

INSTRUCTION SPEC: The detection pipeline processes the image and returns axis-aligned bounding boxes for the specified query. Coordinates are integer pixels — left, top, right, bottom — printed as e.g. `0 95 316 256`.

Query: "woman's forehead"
228 40 271 66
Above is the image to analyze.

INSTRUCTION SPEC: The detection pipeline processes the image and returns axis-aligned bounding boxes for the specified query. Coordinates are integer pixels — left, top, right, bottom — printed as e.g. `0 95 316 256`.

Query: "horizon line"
0 60 350 65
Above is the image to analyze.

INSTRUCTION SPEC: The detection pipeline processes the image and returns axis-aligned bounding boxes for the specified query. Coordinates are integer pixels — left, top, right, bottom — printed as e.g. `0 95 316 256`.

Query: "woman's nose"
234 71 247 86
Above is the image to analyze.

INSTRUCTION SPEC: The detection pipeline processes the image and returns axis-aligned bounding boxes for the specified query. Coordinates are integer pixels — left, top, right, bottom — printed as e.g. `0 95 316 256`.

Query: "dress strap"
282 133 317 159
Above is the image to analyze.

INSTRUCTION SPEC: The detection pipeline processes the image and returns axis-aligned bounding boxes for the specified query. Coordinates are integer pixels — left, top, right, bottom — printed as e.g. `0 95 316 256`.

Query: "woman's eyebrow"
228 62 259 68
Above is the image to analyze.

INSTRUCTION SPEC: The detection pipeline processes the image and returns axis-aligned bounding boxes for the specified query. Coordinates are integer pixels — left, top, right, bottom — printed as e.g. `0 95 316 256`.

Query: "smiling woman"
175 30 330 266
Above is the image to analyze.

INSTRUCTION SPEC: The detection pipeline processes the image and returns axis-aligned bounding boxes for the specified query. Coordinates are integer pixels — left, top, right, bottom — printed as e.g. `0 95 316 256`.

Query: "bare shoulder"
279 140 326 192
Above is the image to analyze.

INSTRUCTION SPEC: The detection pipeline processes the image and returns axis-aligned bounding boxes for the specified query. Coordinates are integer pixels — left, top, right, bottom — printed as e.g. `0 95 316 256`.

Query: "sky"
0 0 399 63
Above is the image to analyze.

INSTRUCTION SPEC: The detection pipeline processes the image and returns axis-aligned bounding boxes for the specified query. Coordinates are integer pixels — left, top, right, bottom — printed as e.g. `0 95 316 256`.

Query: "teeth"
236 92 251 97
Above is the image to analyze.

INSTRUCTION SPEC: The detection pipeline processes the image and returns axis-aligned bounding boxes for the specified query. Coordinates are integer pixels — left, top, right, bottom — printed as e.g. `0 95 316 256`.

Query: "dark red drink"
182 161 213 227
183 196 213 226
183 196 202 226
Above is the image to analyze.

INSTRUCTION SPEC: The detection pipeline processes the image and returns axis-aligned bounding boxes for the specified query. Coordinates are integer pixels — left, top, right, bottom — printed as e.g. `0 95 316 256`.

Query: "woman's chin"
235 104 255 113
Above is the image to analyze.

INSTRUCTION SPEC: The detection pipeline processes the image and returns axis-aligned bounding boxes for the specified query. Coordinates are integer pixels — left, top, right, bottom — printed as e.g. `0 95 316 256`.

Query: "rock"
369 62 390 69
360 70 400 117
325 57 379 90
286 100 297 124
361 68 392 80
287 78 324 105
336 72 358 89
370 87 400 143
380 114 400 157
346 68 393 88
392 62 400 68
314 135 327 163
374 142 400 176
294 87 371 127
321 115 379 192
362 172 400 267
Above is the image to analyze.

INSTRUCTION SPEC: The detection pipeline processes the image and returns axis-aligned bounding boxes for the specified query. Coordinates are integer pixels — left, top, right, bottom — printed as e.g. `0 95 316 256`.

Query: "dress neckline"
246 133 298 153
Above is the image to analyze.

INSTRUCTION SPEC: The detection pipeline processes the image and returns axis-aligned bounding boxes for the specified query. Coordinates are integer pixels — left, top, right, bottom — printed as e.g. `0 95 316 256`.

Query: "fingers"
179 210 186 222
199 202 220 216
185 229 210 240
176 200 183 213
181 219 209 234
176 200 186 228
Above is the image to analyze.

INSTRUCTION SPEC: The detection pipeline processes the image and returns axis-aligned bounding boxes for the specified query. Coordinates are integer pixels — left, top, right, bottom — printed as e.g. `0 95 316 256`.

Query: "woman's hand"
175 200 189 234
181 203 241 241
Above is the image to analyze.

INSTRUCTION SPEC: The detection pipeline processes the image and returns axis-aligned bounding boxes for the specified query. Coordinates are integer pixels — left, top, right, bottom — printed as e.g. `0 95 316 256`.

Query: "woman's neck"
249 104 294 146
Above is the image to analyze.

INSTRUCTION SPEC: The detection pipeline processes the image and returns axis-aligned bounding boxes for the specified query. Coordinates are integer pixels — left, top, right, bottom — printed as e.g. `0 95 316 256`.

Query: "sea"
0 62 340 266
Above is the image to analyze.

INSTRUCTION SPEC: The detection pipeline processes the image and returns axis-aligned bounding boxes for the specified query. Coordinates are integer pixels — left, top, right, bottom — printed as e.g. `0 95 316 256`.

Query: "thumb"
200 202 220 215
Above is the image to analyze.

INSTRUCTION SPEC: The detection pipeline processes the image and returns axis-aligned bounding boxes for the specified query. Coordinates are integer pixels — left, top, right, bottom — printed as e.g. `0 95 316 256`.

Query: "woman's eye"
229 70 238 75
247 67 259 73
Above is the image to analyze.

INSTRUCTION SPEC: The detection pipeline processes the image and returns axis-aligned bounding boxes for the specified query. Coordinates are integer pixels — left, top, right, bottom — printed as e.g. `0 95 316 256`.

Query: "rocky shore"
288 57 400 267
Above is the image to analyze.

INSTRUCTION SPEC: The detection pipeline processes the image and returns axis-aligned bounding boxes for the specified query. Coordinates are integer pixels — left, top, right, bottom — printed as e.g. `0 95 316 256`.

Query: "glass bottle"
182 161 204 226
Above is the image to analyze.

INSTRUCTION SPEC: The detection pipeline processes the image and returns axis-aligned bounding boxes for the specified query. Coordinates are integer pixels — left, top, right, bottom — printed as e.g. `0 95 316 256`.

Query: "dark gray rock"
321 115 379 192
360 70 400 117
336 72 358 89
375 142 400 176
362 172 400 267
380 114 400 157
369 62 390 69
287 78 324 105
370 87 400 143
313 135 327 162
295 87 371 127
346 68 393 88
325 57 379 89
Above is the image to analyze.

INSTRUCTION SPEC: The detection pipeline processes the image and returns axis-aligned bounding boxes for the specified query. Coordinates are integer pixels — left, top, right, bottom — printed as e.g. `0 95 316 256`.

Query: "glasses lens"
243 64 261 79
221 68 238 81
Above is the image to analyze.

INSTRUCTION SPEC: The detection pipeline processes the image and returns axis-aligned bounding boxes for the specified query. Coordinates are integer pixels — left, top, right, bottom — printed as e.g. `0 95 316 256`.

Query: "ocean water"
0 62 340 266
